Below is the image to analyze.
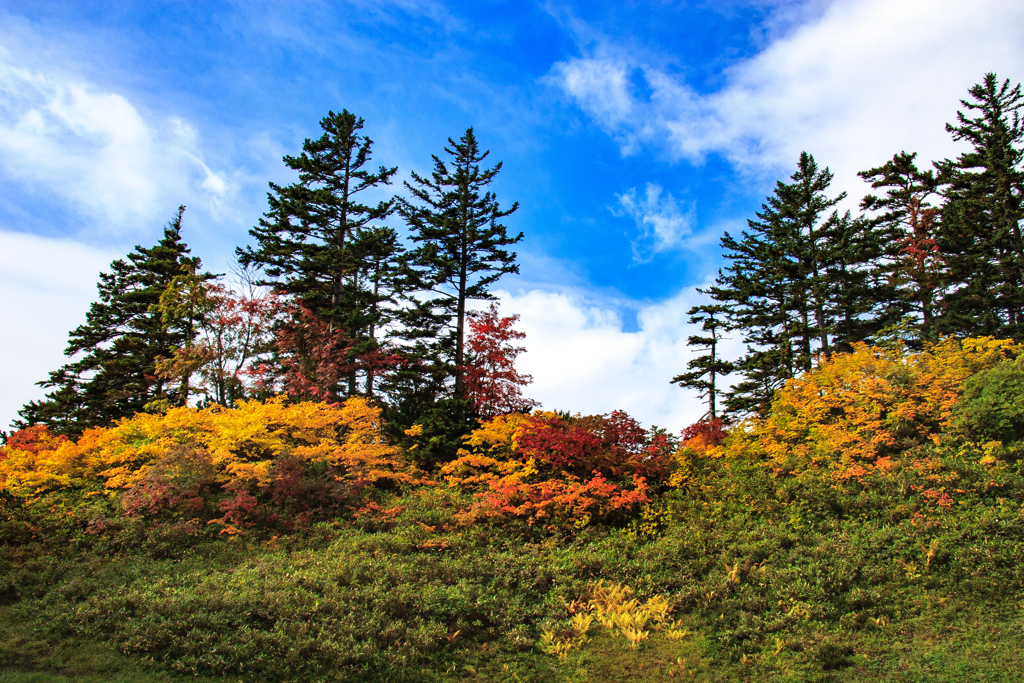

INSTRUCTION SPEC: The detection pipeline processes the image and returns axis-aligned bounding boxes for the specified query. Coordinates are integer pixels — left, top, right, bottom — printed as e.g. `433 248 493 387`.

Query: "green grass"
3 448 1024 682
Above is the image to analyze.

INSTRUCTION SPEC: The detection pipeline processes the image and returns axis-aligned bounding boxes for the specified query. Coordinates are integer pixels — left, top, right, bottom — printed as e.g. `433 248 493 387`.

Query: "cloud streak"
613 183 694 263
551 0 1024 197
0 49 228 233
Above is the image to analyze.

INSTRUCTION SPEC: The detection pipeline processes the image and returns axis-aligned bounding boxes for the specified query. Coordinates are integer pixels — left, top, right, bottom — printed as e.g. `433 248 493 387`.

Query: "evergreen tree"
238 110 400 398
859 151 944 342
397 128 521 400
935 74 1024 338
709 211 794 416
826 210 888 351
710 153 860 416
17 207 203 435
348 225 408 397
671 303 732 420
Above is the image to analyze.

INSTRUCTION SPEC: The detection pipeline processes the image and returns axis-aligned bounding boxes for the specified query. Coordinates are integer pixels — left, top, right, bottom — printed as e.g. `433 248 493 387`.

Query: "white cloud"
551 0 1024 201
494 287 744 432
0 230 119 432
550 57 642 151
0 49 228 231
614 183 694 262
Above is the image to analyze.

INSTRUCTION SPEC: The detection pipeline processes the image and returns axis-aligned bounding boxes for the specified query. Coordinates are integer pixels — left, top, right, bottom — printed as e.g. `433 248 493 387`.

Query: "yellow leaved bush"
751 337 1020 479
0 396 413 499
0 425 87 496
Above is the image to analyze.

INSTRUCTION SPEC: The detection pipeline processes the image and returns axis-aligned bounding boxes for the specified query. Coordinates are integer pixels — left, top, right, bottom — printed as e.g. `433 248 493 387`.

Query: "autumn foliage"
0 396 413 529
693 337 1022 482
6 335 1020 537
438 410 673 530
463 303 538 416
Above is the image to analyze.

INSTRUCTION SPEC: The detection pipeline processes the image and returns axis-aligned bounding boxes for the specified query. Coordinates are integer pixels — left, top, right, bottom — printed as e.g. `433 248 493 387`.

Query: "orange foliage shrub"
750 337 1020 480
440 410 670 530
0 425 85 496
1 397 413 526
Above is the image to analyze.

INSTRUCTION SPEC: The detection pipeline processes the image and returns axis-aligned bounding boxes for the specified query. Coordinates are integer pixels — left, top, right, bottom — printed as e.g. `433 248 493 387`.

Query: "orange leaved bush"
439 410 671 530
1 396 413 527
0 425 82 495
748 337 1020 480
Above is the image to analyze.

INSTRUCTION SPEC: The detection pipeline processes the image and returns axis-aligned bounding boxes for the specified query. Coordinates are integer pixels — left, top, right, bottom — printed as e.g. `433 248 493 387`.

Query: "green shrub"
953 355 1024 445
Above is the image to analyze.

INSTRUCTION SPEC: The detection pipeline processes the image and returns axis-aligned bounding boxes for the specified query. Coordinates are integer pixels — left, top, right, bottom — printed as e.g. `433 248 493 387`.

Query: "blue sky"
2 0 1023 432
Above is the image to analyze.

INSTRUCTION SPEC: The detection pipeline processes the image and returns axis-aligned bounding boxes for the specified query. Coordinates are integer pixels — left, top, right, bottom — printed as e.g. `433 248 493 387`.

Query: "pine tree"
710 153 856 416
859 151 944 342
348 225 407 397
237 110 400 398
398 128 521 400
827 210 887 351
935 74 1024 338
671 303 732 420
16 207 203 435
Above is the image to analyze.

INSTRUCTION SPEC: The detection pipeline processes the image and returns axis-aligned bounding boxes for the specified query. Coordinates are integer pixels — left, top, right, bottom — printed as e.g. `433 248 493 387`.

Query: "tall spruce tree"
709 205 795 416
238 110 401 398
859 151 944 342
710 153 861 416
671 303 733 420
935 73 1024 338
825 210 883 351
397 128 521 401
16 207 203 435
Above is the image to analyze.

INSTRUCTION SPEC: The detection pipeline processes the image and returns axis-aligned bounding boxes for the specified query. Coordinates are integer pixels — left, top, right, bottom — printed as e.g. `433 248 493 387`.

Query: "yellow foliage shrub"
0 426 87 496
0 396 412 499
752 337 1020 479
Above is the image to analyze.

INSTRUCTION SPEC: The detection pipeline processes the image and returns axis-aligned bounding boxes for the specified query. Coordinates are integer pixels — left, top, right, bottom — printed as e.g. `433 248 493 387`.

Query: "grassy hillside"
3 339 1024 682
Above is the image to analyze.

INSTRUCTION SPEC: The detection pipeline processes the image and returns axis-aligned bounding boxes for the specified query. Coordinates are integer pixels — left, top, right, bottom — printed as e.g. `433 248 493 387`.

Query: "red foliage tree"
199 282 278 404
680 418 727 450
275 302 356 404
463 303 539 416
265 299 403 404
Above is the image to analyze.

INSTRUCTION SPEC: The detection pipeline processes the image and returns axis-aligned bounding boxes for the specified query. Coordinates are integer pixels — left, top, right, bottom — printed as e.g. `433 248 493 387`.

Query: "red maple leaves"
463 303 538 416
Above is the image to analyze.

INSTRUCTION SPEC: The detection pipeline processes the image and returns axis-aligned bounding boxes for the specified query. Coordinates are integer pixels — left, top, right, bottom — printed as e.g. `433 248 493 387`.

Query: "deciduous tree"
463 302 538 417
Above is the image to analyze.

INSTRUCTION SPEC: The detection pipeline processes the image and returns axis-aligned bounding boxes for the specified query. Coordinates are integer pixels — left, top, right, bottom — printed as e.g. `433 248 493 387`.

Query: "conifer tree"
238 110 400 398
859 151 944 342
710 153 857 416
827 210 887 351
935 74 1024 338
17 207 204 435
397 128 521 400
671 303 732 420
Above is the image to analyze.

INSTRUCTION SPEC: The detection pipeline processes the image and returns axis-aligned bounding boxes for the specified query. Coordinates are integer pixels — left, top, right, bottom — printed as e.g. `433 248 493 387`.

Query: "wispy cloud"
549 0 1024 197
0 49 228 233
613 183 693 263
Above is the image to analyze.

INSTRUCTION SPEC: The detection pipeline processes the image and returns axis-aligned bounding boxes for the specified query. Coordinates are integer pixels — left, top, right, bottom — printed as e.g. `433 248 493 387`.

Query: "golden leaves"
748 337 1020 480
1 395 412 497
